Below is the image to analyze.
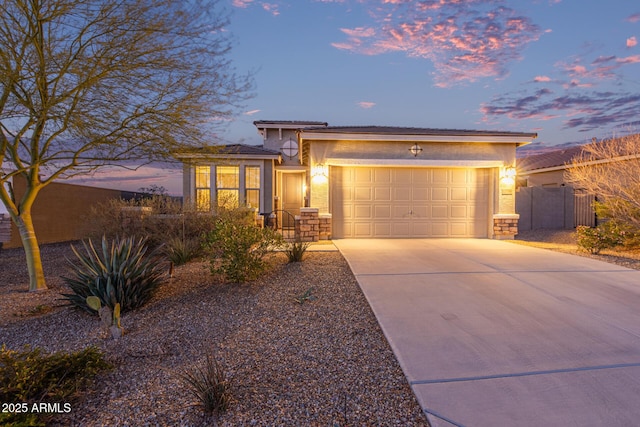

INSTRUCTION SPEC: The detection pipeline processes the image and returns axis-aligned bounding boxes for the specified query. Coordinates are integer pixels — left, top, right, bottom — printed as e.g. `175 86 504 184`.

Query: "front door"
281 172 304 228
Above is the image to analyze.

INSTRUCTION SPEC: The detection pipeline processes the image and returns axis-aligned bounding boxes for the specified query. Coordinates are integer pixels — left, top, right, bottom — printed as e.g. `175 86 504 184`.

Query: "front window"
195 166 211 211
245 166 260 211
216 166 239 209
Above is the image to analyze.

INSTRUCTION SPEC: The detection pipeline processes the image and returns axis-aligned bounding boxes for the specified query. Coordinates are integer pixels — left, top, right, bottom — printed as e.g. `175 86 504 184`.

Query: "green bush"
576 222 624 254
0 345 111 426
203 212 283 283
180 354 230 415
61 236 167 313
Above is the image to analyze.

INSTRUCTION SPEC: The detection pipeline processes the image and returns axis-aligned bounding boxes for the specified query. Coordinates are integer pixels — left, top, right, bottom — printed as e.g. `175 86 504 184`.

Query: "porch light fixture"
281 137 298 159
500 166 517 185
311 164 328 178
409 143 423 157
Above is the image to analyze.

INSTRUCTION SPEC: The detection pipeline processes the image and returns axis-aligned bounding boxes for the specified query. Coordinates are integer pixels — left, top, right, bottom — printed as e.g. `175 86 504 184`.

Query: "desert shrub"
576 222 625 254
0 345 111 426
83 196 216 252
61 236 167 313
181 354 231 415
203 210 283 283
285 240 310 263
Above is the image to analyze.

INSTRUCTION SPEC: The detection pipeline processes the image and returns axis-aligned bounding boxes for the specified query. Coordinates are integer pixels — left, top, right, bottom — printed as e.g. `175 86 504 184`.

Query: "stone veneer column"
319 213 332 240
493 214 519 240
295 208 320 242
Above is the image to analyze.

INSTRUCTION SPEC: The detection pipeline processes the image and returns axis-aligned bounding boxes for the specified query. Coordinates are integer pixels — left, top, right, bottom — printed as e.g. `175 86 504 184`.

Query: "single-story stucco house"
176 120 537 240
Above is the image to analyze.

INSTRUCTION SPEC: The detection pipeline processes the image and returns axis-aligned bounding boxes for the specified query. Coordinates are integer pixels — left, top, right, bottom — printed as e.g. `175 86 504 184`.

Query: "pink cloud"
357 101 376 109
627 13 640 23
627 36 638 48
244 109 261 116
232 0 254 7
331 1 542 87
340 27 376 38
262 3 280 15
533 75 551 82
617 54 640 64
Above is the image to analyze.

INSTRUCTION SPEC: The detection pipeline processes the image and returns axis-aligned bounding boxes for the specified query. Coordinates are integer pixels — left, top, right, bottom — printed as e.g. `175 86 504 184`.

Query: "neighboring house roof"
175 143 281 160
517 145 584 173
518 134 640 174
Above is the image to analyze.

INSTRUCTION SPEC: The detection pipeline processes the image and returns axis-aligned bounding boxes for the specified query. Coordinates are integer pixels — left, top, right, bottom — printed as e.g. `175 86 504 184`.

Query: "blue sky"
69 0 640 195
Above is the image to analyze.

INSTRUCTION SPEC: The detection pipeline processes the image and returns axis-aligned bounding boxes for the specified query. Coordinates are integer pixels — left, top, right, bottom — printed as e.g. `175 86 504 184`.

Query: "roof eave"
300 131 536 145
175 152 281 161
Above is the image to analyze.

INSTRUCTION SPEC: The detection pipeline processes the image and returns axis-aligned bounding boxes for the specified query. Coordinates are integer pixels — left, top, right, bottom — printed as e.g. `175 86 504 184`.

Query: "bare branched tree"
0 0 252 291
566 134 640 230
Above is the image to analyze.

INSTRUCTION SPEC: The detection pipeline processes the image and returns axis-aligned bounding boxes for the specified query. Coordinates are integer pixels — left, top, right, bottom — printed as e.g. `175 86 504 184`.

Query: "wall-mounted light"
500 166 517 186
281 137 298 159
311 163 328 183
409 143 423 157
311 164 328 178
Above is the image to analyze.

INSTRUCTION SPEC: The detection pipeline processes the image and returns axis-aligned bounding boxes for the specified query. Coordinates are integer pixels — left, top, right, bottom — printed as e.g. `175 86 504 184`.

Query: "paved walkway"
334 239 640 427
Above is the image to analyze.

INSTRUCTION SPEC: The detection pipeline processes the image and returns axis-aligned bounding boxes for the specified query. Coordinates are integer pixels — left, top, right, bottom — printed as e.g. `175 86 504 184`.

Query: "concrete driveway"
334 239 640 427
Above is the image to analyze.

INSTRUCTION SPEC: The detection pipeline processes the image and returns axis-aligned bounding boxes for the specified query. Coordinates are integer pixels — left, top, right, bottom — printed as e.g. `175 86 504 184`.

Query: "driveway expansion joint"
410 361 640 385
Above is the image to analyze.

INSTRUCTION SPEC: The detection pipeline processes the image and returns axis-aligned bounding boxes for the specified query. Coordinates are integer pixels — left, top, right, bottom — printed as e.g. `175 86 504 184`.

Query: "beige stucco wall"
308 139 516 164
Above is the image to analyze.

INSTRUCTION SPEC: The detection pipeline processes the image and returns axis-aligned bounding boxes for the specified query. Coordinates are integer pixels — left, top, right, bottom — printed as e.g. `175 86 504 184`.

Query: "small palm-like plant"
61 236 167 313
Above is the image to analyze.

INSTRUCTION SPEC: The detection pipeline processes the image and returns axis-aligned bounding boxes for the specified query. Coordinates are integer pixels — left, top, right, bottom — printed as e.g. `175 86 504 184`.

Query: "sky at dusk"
69 0 640 195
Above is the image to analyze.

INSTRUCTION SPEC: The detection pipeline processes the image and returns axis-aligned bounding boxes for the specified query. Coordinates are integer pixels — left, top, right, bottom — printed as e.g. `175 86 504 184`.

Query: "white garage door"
332 167 489 238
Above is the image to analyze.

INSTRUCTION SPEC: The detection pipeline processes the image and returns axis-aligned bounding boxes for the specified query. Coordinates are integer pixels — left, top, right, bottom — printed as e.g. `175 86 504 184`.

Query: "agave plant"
61 236 167 313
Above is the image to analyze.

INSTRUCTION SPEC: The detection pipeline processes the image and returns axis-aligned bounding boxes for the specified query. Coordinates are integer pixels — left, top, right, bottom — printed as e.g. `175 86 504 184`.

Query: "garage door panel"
332 167 488 238
394 187 411 201
374 205 391 219
354 205 372 219
374 169 391 183
355 187 372 201
393 205 411 218
451 169 469 184
431 222 449 236
412 221 430 236
375 187 391 201
450 187 468 201
433 169 448 183
391 222 410 236
354 168 373 183
394 169 412 184
413 206 429 218
413 187 429 202
432 188 448 201
432 205 448 218
450 223 469 236
451 205 468 219
353 223 372 237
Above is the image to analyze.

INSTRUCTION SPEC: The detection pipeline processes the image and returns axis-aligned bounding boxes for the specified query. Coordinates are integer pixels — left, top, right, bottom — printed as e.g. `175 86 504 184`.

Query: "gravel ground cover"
0 242 429 426
512 229 640 271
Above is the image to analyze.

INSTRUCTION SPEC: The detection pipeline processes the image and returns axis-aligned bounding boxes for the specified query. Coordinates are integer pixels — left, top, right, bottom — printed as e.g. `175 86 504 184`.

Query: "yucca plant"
165 236 202 266
181 354 231 414
285 240 311 263
61 236 167 313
